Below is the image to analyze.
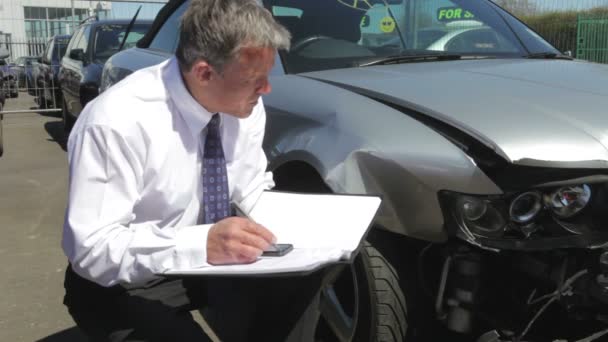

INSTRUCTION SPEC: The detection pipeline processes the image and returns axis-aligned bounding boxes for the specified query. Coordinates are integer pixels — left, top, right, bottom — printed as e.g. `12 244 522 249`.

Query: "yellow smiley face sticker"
380 16 395 33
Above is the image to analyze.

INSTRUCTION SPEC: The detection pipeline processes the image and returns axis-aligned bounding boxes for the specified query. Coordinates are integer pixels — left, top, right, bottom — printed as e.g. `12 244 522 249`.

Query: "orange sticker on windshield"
380 16 395 33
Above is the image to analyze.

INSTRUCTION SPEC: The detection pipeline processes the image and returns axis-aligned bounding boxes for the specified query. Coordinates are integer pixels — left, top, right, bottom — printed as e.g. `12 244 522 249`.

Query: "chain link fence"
577 15 608 63
494 0 608 62
0 0 166 157
0 0 165 114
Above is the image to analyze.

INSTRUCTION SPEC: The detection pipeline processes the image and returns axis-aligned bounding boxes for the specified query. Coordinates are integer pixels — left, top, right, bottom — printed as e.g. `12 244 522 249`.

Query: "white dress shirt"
62 57 274 287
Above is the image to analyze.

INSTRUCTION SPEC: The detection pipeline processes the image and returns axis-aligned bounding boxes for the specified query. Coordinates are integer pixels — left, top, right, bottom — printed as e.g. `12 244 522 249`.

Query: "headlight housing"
100 64 132 93
510 191 543 223
543 185 591 218
441 183 608 250
455 196 506 238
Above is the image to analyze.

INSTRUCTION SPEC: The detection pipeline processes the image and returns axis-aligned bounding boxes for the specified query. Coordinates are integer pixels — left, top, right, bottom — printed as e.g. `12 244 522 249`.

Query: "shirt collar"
162 57 215 137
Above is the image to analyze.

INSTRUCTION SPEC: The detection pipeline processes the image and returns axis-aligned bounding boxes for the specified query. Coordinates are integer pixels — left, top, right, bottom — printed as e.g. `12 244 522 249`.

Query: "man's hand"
207 217 276 265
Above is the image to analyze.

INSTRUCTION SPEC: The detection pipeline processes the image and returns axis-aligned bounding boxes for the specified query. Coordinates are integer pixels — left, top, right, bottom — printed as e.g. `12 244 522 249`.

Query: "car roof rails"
79 15 99 25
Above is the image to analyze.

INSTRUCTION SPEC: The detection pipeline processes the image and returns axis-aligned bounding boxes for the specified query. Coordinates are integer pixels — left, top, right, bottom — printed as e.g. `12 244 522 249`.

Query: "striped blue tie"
202 114 230 224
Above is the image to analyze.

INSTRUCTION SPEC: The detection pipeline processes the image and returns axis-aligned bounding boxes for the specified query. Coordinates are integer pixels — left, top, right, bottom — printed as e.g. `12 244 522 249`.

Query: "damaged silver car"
101 0 608 341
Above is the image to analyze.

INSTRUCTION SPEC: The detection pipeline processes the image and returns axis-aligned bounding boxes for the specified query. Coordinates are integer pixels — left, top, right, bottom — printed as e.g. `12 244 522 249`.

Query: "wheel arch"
271 159 332 194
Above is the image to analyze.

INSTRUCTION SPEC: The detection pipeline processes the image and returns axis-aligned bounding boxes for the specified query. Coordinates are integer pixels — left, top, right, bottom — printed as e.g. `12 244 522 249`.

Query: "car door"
62 25 90 117
60 28 81 113
38 39 53 90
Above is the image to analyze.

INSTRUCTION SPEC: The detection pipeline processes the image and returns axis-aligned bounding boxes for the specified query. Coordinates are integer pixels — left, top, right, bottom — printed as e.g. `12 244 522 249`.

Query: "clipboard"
160 191 382 277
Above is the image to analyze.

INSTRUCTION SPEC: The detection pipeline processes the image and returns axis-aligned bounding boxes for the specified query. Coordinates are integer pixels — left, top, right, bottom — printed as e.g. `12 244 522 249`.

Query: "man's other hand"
207 217 276 264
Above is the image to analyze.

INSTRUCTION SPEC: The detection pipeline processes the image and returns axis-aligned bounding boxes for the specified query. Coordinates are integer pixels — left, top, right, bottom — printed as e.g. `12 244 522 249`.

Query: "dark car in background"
102 0 608 341
12 56 39 91
0 58 18 98
35 34 70 109
0 47 8 157
59 18 152 131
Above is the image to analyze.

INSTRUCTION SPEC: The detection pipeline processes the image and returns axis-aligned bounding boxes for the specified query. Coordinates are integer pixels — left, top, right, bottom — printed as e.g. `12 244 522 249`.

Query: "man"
62 0 322 340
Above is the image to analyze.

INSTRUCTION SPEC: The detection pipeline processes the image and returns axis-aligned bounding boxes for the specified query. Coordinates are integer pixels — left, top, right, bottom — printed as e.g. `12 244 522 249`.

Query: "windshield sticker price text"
437 7 475 22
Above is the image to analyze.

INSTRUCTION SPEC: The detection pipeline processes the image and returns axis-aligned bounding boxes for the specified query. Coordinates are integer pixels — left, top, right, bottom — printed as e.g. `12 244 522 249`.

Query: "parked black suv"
35 34 70 109
13 56 39 91
0 58 18 98
59 18 152 131
0 47 8 157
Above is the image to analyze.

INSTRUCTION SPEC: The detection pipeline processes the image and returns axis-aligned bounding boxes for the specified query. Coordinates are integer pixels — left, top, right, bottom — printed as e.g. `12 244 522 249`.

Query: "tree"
492 0 538 17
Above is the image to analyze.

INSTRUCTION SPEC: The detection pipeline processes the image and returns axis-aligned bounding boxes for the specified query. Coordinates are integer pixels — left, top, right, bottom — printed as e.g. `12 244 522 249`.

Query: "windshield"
93 24 150 63
263 0 560 73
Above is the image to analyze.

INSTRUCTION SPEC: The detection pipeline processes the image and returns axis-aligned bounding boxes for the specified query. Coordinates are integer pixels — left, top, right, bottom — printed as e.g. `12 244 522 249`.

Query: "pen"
232 202 279 252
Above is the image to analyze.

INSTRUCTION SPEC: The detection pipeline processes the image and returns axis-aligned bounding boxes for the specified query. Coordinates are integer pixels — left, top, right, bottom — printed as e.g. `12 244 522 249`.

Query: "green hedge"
520 7 608 57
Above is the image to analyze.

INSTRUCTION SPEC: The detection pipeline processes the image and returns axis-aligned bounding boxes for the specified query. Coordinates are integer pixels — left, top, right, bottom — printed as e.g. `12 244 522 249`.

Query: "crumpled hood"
303 59 608 168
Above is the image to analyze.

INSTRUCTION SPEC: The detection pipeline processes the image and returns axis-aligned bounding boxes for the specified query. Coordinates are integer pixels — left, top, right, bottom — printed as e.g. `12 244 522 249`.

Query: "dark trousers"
63 265 324 342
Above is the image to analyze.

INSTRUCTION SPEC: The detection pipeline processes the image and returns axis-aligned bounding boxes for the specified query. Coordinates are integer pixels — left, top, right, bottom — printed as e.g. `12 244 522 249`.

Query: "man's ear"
191 60 214 84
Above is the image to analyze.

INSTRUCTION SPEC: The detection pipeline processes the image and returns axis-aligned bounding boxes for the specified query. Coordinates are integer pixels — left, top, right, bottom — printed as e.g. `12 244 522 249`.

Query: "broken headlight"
455 195 507 238
543 185 591 218
441 183 608 250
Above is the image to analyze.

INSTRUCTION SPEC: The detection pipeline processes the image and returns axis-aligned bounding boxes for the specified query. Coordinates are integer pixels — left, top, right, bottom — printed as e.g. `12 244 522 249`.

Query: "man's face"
206 46 275 118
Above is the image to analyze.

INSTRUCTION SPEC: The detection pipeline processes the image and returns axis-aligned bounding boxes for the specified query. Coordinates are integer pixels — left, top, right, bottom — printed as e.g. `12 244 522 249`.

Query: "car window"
499 11 560 55
149 1 189 53
93 24 151 63
45 39 55 62
75 25 91 53
66 27 83 54
52 37 70 62
438 28 517 53
263 0 556 73
118 30 146 50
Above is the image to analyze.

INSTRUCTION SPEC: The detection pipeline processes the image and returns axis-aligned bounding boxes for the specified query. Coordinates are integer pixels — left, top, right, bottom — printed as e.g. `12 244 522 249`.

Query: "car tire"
62 98 74 133
272 170 408 341
26 79 34 96
37 83 47 109
316 241 408 342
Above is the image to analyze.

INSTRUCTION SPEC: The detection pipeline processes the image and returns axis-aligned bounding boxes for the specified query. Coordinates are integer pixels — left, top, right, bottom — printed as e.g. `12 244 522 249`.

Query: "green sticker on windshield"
360 14 370 28
380 16 395 33
437 7 475 22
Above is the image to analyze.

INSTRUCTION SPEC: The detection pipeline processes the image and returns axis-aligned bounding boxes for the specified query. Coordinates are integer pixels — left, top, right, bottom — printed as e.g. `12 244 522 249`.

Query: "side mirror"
564 50 573 57
69 49 86 62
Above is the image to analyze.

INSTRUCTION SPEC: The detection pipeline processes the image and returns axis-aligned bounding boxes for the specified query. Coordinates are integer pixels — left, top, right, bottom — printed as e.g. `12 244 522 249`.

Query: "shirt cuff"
172 224 212 270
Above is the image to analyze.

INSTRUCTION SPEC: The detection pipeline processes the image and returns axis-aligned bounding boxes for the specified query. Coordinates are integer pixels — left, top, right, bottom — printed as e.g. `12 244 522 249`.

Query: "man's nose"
257 78 272 95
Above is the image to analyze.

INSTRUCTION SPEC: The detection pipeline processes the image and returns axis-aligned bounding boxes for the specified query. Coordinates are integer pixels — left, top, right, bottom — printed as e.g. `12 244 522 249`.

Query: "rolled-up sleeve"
62 125 210 287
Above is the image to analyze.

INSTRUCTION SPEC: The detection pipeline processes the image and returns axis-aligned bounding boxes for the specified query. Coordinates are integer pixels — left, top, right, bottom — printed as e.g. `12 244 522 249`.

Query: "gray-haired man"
62 0 323 340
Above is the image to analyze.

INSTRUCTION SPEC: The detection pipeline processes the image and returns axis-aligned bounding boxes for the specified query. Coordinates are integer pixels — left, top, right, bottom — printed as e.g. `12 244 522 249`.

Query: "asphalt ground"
0 90 84 341
0 91 217 342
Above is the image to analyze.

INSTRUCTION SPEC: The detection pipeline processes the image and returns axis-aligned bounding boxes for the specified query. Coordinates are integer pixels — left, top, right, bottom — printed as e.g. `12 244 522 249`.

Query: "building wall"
0 1 92 41
0 0 165 59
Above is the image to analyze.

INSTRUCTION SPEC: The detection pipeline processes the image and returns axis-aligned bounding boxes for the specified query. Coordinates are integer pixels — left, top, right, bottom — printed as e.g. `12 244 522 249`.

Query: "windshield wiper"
118 5 142 51
359 53 494 67
524 52 573 60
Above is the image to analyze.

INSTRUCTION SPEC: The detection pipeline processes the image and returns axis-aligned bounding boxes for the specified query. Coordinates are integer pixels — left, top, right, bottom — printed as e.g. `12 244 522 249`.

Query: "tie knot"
207 114 220 130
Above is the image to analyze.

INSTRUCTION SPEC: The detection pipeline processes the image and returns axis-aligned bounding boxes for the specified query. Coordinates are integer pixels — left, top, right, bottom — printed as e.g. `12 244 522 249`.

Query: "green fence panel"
577 15 608 63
